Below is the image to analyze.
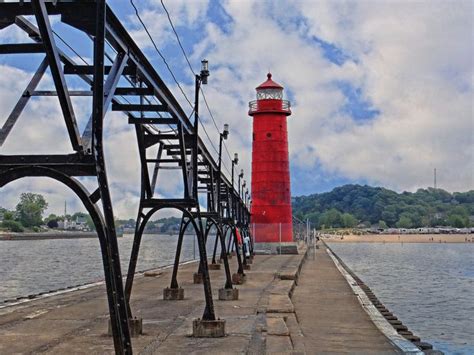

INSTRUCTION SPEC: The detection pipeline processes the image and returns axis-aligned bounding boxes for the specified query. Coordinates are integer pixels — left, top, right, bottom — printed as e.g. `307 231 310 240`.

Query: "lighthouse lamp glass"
257 88 283 100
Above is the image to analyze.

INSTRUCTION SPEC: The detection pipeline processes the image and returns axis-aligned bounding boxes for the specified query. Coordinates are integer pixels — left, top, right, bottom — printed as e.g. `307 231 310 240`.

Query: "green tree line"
1 193 94 232
1 192 48 232
0 191 183 234
292 185 474 229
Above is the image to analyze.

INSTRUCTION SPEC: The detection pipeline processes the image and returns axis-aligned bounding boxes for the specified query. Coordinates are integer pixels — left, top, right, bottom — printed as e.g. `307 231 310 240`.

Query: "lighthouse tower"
249 73 293 243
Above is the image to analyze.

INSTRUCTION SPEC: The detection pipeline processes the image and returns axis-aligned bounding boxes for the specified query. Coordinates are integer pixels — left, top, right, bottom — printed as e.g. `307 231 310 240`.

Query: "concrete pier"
292 246 398 353
0 245 406 354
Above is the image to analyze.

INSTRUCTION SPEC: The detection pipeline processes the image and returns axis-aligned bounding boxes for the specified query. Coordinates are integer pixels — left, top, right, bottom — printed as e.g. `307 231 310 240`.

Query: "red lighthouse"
249 73 293 243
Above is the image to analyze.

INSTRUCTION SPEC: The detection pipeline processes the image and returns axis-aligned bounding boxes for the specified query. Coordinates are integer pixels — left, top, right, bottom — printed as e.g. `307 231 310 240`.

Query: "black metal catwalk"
0 1 252 354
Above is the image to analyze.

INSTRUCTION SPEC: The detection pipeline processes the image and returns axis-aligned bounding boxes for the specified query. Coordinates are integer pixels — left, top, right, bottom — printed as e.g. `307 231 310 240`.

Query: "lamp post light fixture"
238 169 244 196
194 59 211 126
242 180 246 200
219 124 229 165
217 124 229 216
231 153 239 222
200 59 209 84
232 153 238 189
222 123 229 140
218 124 229 168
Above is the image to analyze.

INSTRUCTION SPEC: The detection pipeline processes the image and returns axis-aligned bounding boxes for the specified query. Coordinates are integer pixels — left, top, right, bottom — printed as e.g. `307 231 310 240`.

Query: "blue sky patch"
336 81 380 121
312 36 353 66
290 162 368 196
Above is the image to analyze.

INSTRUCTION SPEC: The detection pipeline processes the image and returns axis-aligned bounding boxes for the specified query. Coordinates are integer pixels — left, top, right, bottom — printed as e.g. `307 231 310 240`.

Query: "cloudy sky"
0 0 472 218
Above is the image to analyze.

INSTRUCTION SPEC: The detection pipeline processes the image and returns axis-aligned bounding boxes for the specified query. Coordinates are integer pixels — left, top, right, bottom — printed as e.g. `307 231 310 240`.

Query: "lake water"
0 233 211 303
328 243 474 355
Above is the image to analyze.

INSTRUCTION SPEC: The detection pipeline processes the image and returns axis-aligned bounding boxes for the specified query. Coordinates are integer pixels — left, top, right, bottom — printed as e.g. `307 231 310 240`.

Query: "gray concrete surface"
292 245 399 354
0 254 303 354
0 244 400 354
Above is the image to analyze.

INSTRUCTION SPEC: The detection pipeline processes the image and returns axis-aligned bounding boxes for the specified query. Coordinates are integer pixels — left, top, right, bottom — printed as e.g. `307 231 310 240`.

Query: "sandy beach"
323 234 474 243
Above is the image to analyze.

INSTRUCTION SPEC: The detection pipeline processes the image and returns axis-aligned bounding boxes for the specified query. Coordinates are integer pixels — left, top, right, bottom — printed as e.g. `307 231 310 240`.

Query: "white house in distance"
58 215 89 231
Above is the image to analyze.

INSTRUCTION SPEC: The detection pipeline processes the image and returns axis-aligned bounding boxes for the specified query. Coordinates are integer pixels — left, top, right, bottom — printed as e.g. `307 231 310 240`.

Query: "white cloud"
186 0 473 192
297 0 473 191
124 0 210 53
1 0 472 222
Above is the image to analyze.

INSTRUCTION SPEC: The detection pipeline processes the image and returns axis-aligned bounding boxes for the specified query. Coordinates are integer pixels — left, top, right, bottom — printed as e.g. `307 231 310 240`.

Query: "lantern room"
249 73 291 115
256 73 283 99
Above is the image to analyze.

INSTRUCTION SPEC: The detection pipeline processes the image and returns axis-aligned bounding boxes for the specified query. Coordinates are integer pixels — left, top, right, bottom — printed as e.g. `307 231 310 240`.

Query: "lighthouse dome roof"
256 73 283 90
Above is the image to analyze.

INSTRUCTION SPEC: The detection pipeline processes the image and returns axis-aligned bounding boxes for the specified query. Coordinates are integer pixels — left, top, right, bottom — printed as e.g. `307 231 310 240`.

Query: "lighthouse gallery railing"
248 99 291 114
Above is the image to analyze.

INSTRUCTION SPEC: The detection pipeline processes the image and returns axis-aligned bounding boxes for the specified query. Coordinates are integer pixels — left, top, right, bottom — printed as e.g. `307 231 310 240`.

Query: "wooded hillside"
292 185 474 229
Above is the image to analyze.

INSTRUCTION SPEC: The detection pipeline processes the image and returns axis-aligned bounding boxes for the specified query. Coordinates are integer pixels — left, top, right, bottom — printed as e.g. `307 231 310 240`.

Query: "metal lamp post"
238 169 244 197
217 124 229 216
231 153 238 190
192 59 210 197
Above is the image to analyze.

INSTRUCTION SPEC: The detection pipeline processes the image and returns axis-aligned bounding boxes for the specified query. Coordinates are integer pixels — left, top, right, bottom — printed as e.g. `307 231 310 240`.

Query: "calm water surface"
0 233 206 303
329 243 474 355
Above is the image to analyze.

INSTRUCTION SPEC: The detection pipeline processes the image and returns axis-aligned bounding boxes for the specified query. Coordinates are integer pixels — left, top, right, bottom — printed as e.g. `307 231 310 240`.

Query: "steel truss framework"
0 1 252 354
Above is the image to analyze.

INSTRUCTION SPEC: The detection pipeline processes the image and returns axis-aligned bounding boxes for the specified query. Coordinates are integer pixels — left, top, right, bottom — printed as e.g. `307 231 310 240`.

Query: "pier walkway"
293 246 398 353
0 247 401 354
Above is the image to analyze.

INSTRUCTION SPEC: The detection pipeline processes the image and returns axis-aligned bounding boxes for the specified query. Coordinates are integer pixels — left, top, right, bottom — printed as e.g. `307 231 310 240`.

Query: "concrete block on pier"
269 280 295 297
163 287 184 300
192 318 225 337
108 317 142 337
394 324 408 331
266 334 293 352
254 242 299 255
144 270 162 277
266 317 289 336
267 294 294 313
208 263 221 270
402 334 421 342
243 264 251 270
232 273 246 285
423 350 444 355
218 287 239 301
277 255 304 283
276 244 298 255
413 341 433 350
388 319 402 325
193 272 203 284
